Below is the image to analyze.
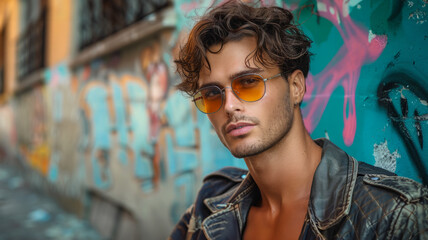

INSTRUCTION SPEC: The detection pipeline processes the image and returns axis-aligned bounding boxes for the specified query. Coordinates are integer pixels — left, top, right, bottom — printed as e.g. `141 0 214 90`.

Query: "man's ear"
288 70 306 106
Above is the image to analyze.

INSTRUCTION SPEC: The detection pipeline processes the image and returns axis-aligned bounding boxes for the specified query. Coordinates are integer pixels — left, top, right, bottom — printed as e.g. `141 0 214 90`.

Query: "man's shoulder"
344 162 428 238
351 162 428 231
359 174 428 202
355 161 428 202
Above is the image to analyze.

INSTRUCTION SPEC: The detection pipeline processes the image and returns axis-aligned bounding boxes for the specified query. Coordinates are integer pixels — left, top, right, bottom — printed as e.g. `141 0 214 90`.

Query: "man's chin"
228 144 264 159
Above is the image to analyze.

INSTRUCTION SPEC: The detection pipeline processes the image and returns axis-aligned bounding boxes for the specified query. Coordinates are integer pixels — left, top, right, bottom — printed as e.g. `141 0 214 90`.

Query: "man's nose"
223 87 243 113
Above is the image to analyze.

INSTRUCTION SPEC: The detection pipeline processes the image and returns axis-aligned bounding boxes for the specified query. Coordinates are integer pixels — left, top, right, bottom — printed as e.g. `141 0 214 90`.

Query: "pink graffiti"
146 62 169 140
302 0 386 146
180 2 201 13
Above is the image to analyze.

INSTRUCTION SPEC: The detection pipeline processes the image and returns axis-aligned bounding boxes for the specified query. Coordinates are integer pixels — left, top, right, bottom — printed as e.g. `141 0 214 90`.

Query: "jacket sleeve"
388 196 428 239
169 205 194 240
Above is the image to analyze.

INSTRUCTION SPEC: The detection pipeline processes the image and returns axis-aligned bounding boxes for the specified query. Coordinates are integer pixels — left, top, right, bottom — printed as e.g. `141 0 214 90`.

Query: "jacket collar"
202 138 358 237
204 169 257 211
202 174 257 239
309 138 358 230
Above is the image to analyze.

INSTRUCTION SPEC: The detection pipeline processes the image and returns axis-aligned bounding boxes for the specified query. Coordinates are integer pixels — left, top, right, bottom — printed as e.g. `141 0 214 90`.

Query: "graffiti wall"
77 0 427 237
1 0 426 239
171 0 428 182
73 33 246 238
294 0 428 184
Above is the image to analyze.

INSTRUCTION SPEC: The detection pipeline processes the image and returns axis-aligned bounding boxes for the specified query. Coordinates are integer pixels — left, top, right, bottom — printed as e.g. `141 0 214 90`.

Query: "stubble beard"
225 99 294 159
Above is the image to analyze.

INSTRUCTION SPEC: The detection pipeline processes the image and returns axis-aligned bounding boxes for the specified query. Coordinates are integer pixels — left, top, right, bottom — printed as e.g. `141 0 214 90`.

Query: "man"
170 1 428 239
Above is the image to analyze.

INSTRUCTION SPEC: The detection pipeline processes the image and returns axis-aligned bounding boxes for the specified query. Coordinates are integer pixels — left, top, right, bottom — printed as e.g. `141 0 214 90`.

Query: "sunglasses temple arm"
265 73 282 82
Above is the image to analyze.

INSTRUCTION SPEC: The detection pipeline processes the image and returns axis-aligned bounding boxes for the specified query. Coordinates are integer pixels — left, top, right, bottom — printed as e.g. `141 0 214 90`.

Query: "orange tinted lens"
194 87 223 113
232 74 265 101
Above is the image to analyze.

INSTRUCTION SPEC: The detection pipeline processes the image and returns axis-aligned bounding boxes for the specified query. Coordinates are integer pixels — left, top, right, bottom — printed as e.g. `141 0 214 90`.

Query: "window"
0 23 5 94
16 0 47 82
78 0 170 50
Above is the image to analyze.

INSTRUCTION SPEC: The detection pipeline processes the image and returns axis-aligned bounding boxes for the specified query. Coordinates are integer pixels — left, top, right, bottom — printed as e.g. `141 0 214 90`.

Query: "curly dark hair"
175 0 312 96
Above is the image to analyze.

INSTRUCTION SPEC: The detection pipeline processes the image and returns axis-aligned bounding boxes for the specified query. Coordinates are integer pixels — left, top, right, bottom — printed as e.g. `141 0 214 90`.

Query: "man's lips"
225 122 255 137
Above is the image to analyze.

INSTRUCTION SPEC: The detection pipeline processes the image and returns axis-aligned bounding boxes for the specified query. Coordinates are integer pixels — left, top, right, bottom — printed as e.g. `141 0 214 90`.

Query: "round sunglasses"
192 73 282 114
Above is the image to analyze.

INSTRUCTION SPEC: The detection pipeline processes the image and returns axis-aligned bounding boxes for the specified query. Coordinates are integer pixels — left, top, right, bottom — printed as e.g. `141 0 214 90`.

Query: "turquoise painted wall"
173 0 428 184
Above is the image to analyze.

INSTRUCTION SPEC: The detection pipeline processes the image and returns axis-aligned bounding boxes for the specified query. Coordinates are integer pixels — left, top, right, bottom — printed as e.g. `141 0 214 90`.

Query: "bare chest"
242 205 308 240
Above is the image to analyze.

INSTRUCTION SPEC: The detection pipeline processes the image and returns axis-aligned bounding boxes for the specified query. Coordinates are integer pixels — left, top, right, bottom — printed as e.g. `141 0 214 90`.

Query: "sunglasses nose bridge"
222 86 244 112
222 86 241 100
222 86 242 96
221 87 235 97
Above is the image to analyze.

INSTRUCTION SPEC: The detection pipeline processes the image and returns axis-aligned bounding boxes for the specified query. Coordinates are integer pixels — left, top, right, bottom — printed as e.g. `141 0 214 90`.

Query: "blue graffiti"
126 80 155 192
111 81 129 165
83 84 113 189
164 90 199 222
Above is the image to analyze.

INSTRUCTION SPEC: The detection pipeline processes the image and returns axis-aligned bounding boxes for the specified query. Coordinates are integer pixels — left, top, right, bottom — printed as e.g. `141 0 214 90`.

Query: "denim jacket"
169 139 428 239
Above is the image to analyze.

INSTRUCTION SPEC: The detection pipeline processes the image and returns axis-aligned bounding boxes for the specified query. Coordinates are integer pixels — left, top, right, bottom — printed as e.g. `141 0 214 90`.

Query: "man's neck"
243 116 322 210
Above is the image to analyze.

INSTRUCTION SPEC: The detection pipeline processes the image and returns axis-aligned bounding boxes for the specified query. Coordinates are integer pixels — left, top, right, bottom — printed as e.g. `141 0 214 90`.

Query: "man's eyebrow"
198 68 263 90
229 68 263 80
198 81 221 90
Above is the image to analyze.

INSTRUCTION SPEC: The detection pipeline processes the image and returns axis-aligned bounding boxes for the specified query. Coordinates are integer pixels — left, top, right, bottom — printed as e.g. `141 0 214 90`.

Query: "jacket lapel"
309 139 358 230
202 208 241 240
202 175 257 239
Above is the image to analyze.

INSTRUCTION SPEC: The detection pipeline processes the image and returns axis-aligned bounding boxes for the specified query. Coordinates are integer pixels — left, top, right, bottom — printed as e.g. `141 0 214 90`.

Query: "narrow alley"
0 163 103 240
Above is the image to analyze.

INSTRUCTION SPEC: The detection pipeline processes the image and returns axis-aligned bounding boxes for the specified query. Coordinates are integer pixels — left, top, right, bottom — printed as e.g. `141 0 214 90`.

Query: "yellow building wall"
46 0 72 66
0 0 19 102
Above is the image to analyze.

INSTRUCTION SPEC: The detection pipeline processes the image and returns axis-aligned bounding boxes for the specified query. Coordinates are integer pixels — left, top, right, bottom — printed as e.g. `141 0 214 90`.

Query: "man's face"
198 36 295 158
